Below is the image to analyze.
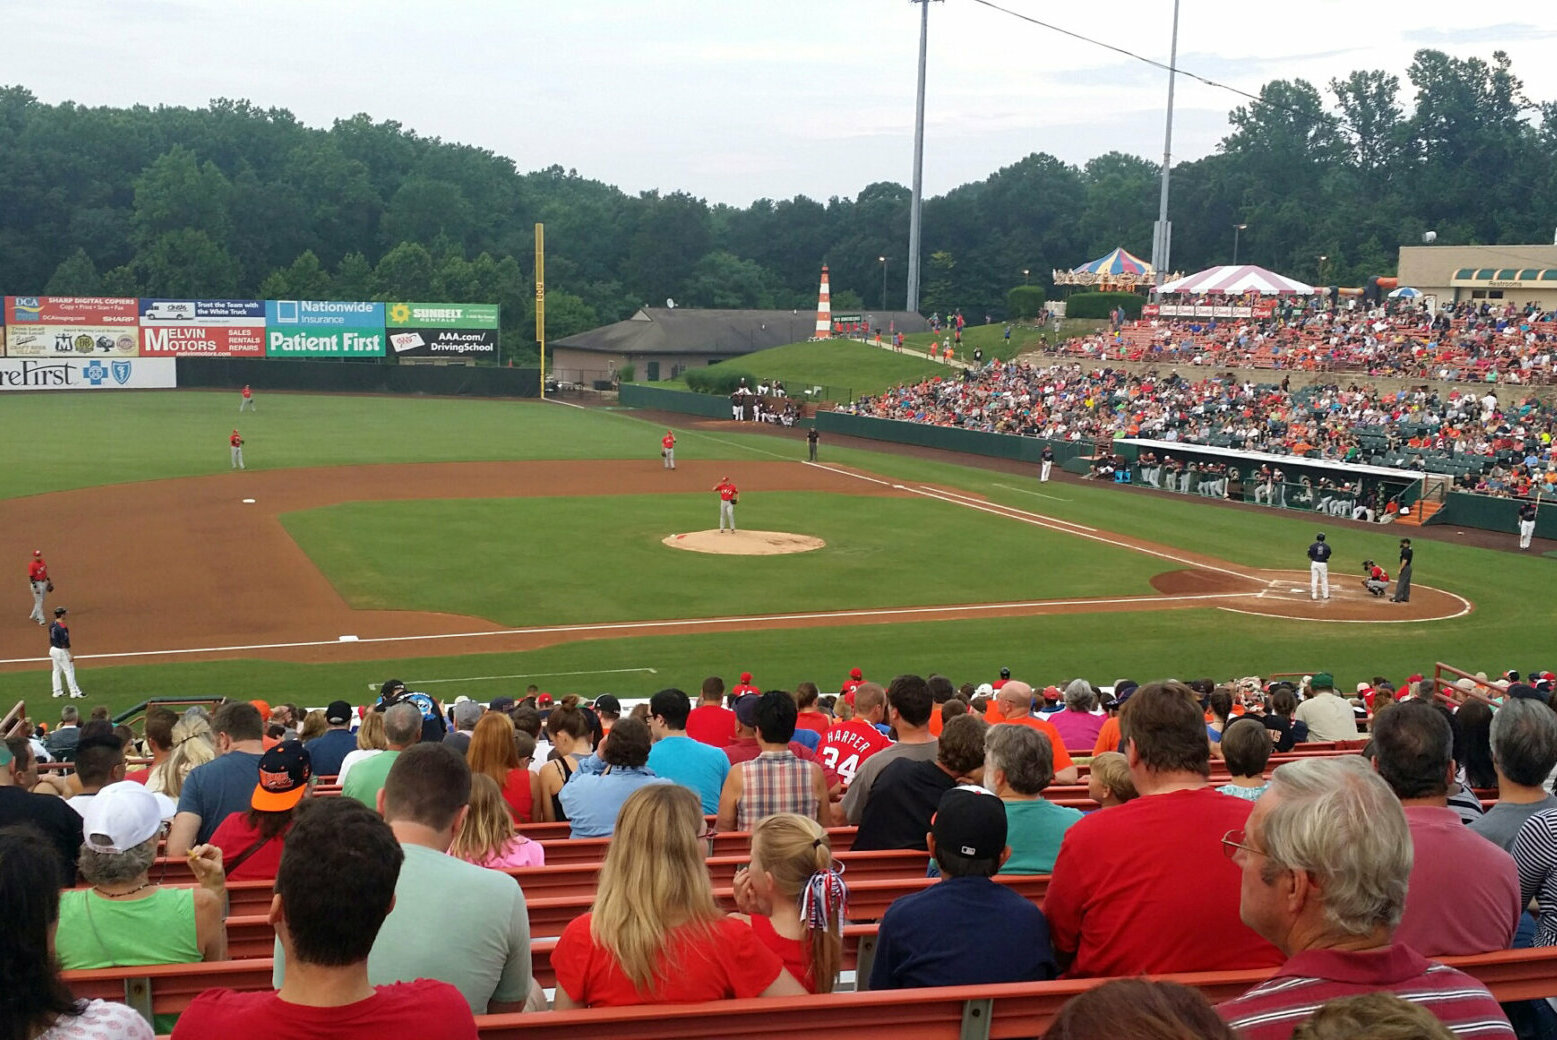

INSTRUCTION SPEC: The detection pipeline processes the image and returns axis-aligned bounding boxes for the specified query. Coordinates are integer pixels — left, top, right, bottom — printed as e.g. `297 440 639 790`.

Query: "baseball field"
0 388 1542 715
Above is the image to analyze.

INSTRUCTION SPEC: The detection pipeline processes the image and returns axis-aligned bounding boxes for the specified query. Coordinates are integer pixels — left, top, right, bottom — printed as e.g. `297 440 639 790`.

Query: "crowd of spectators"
8 660 1557 1038
848 354 1557 500
1059 299 1557 384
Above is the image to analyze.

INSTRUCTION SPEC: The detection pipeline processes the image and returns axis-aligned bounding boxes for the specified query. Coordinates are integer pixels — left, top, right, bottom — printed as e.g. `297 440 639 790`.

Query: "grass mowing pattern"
279 492 1164 625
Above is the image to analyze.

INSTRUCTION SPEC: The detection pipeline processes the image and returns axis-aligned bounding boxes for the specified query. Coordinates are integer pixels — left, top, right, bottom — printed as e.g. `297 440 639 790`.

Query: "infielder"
1040 445 1054 483
49 606 84 699
661 429 676 470
27 549 49 625
239 384 255 412
714 476 738 533
1307 532 1332 601
1519 500 1538 550
230 429 245 470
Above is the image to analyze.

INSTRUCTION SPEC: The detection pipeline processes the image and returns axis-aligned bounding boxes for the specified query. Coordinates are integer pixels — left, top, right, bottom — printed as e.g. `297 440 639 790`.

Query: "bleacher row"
62 739 1557 1039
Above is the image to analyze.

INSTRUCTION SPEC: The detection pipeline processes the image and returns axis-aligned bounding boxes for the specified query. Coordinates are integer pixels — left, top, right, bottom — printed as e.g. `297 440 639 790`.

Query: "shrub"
1064 291 1145 320
615 363 635 383
1006 285 1048 319
685 367 757 396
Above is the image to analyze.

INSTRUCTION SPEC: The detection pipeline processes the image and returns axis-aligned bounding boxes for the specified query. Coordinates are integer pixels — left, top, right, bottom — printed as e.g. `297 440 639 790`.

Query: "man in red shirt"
239 383 255 412
713 476 738 532
1043 680 1283 977
27 549 49 625
172 797 477 1039
1216 757 1511 1040
818 682 891 787
729 671 759 702
841 667 864 705
661 429 676 470
230 429 245 470
686 676 735 748
991 681 1077 785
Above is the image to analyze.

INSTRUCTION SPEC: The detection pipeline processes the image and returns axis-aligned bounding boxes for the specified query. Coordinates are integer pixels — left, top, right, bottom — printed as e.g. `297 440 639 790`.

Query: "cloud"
1403 23 1557 44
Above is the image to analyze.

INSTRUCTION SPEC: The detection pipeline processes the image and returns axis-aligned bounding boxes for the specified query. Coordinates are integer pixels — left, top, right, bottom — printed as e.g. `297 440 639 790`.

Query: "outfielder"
714 476 738 533
1040 445 1054 483
1519 500 1537 550
27 549 50 625
661 429 676 470
239 384 255 412
230 429 245 470
49 606 84 699
1307 532 1332 601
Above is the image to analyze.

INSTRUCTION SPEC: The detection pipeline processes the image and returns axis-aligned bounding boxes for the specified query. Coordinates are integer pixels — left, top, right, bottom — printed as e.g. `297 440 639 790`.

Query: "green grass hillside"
656 339 951 397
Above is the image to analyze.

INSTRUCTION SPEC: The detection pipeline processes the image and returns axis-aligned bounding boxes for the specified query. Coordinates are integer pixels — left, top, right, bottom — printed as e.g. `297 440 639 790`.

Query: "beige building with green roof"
1397 244 1557 309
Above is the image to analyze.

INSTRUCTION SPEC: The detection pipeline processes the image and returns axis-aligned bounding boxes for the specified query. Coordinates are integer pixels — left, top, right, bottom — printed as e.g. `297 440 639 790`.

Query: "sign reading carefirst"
264 300 386 357
0 357 177 391
139 299 267 357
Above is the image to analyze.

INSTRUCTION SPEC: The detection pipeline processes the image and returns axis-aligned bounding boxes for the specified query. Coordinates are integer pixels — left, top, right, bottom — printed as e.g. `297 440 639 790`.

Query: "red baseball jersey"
241 386 252 398
231 432 243 447
715 481 738 501
662 433 675 449
29 559 47 582
817 720 891 787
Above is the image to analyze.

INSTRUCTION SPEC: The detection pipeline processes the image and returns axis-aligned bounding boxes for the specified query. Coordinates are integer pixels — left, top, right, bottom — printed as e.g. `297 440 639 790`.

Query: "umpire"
1392 538 1413 603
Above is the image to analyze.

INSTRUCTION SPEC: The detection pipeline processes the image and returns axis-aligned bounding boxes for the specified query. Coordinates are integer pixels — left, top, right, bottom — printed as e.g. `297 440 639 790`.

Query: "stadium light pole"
1149 0 1181 290
1232 223 1247 265
906 0 939 314
879 256 890 310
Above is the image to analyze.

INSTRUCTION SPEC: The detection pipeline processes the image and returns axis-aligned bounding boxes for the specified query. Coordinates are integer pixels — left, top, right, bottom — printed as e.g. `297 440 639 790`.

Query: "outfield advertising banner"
5 296 139 326
5 325 139 357
387 301 500 329
139 299 266 357
388 328 499 357
265 300 385 328
0 356 176 391
266 325 385 358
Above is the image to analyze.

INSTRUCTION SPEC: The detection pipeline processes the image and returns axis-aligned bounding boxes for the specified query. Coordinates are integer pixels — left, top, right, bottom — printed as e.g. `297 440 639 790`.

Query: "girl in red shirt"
731 813 848 993
551 785 805 1007
467 712 539 823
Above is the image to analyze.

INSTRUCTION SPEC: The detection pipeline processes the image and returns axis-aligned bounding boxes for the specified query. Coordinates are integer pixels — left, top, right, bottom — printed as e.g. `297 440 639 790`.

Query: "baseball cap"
850 668 863 681
81 781 175 853
325 700 353 725
53 606 67 617
999 667 1011 679
489 696 516 714
1042 685 1062 703
931 787 1007 861
733 694 760 728
1311 672 1335 691
452 699 484 729
33 549 41 557
594 694 622 715
740 672 753 684
537 693 553 707
250 699 271 719
252 742 312 812
1356 682 1371 694
975 683 994 697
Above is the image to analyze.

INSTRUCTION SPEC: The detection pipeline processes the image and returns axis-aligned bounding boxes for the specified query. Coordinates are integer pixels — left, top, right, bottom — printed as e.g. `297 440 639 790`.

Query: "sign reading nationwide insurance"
265 300 385 327
0 356 177 391
140 299 266 357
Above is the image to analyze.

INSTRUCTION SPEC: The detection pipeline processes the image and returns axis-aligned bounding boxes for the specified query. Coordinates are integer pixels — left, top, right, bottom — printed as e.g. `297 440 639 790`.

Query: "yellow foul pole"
535 222 546 399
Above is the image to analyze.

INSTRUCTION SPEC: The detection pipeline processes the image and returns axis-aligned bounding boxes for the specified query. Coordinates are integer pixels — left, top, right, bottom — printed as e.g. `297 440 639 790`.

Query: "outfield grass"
0 392 1545 716
279 492 1162 625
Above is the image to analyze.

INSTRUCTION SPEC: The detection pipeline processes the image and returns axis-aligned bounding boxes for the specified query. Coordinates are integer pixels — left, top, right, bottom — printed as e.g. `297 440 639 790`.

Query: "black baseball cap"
932 787 1007 861
325 700 353 725
593 694 622 715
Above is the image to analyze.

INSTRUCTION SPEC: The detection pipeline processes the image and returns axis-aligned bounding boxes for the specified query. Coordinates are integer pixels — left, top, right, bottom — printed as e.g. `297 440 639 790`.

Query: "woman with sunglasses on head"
550 785 805 1007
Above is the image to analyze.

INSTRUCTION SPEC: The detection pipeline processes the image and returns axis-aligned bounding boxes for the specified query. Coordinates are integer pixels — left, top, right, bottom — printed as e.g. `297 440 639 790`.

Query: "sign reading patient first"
264 300 386 357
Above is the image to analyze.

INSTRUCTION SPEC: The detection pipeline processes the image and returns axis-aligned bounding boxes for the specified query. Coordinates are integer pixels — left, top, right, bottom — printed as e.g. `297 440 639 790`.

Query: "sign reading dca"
264 301 385 357
3 297 140 357
140 299 266 357
386 301 499 357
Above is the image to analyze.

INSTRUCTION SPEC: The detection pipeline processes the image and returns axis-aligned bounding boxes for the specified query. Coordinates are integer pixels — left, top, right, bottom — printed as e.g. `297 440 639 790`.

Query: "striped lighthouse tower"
813 265 832 340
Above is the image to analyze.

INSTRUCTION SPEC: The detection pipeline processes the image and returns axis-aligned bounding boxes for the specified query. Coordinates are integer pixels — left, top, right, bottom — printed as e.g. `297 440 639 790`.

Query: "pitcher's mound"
663 530 827 556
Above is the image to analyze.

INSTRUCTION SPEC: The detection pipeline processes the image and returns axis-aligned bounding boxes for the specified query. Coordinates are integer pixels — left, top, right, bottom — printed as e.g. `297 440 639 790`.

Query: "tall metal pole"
906 0 931 313
1150 0 1181 288
880 256 889 310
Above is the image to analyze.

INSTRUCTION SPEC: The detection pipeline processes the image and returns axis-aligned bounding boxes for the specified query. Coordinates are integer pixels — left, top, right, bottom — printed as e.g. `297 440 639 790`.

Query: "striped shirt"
1217 944 1513 1040
737 750 816 830
1512 807 1557 947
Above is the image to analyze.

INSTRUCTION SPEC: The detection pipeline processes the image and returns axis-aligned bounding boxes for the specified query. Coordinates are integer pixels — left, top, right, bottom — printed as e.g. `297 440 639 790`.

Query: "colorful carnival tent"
1157 265 1315 295
1052 247 1160 289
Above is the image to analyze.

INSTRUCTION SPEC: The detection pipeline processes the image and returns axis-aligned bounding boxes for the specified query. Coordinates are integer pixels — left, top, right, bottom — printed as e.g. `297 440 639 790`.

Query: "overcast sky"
4 0 1554 206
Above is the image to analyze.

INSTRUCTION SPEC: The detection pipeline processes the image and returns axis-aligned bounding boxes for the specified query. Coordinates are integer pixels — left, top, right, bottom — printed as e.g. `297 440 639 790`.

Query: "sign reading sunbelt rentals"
386 301 499 357
0 357 177 391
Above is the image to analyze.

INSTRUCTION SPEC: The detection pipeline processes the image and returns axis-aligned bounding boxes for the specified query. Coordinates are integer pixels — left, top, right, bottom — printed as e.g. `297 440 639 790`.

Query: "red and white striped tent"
1158 265 1316 295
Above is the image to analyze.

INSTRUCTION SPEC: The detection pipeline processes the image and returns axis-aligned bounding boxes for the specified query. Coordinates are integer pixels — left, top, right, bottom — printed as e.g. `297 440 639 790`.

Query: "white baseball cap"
80 781 175 854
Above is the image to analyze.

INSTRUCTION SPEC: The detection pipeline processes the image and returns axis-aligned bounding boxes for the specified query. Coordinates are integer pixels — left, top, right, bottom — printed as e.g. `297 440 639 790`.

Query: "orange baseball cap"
252 742 312 812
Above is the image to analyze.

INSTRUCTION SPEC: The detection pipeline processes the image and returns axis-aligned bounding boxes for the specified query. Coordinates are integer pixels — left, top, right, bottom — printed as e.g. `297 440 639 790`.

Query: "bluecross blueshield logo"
83 360 109 386
111 361 132 385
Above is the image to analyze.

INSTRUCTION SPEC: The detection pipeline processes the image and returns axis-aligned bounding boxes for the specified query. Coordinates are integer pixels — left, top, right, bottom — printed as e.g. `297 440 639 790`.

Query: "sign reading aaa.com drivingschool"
264 300 385 357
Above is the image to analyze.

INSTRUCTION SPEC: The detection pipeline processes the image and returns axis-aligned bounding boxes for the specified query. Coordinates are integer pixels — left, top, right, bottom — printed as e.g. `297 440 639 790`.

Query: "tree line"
0 48 1550 361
